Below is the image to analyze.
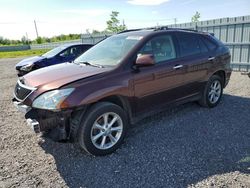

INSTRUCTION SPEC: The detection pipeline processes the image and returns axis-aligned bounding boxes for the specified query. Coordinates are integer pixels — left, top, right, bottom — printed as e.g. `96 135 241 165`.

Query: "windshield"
42 46 67 58
74 34 143 66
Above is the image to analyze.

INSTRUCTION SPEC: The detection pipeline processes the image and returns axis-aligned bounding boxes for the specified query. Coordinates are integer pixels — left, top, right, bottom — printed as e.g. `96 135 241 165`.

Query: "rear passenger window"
176 33 201 57
198 38 209 53
201 36 217 51
138 35 176 63
74 46 84 56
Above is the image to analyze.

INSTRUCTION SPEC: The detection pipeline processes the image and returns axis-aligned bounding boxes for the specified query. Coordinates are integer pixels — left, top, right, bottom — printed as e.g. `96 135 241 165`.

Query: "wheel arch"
71 95 133 127
211 70 226 87
69 95 132 143
97 95 133 123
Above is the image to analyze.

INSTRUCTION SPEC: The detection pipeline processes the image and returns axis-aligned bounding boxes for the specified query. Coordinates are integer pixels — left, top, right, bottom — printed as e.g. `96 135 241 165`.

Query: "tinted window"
138 35 176 63
80 45 92 53
198 37 209 53
176 33 201 57
42 46 67 58
201 36 217 51
59 47 75 57
73 46 85 56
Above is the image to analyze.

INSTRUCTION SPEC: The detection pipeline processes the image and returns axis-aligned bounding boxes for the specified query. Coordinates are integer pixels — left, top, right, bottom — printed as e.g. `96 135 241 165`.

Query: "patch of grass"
0 49 50 58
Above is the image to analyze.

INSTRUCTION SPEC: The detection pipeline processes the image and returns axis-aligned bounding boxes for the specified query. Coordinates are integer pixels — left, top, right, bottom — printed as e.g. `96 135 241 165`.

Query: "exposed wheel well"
98 96 125 109
213 70 226 87
69 97 130 142
97 95 132 123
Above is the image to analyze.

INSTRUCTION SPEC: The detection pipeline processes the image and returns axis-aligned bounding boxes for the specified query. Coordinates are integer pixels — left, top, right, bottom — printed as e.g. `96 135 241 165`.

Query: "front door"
133 34 187 115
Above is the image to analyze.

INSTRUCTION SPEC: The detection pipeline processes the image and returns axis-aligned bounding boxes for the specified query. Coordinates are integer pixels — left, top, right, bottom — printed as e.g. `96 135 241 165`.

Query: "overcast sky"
0 0 249 40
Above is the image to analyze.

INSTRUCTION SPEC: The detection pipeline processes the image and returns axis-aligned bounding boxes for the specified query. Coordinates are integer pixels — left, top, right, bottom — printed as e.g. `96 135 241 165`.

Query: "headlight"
32 88 74 110
20 64 34 72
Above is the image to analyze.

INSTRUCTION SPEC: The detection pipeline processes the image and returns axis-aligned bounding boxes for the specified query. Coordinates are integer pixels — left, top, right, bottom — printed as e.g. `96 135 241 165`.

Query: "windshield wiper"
75 61 104 68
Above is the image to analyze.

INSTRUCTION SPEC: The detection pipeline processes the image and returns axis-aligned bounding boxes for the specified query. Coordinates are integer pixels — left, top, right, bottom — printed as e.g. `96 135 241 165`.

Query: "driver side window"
59 47 78 58
138 35 176 63
59 48 71 58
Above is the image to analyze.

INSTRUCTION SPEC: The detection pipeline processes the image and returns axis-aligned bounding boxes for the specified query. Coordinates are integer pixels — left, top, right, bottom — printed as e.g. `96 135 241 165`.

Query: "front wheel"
76 102 128 156
199 75 223 108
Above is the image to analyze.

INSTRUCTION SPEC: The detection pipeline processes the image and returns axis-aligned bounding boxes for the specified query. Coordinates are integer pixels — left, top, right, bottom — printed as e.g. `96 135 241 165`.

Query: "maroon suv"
13 28 232 156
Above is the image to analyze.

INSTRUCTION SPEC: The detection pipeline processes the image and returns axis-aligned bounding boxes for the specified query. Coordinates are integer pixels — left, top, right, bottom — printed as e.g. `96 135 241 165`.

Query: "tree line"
0 34 82 46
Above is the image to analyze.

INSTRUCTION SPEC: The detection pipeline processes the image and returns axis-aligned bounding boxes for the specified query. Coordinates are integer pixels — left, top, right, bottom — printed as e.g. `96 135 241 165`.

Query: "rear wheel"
76 102 128 156
199 75 223 108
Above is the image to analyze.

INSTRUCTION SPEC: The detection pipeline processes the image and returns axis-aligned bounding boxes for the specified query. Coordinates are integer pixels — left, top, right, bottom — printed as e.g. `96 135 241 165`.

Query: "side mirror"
135 54 155 67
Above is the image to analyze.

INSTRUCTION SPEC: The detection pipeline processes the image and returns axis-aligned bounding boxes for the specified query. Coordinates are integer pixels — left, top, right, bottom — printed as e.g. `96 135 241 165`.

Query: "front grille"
14 81 33 101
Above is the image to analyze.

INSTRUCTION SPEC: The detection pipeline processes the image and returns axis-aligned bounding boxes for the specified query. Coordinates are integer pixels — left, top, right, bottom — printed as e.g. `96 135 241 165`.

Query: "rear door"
175 32 215 96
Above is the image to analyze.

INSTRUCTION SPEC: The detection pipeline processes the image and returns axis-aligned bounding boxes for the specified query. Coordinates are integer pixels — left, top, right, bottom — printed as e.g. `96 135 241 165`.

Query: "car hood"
16 56 46 67
23 63 111 90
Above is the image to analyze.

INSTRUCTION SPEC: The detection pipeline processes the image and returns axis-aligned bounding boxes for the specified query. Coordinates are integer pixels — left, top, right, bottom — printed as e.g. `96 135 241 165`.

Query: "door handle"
173 65 183 70
208 57 215 61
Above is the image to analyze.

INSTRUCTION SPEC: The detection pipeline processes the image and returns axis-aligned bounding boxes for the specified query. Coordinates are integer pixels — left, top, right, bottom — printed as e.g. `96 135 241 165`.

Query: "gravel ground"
0 58 249 188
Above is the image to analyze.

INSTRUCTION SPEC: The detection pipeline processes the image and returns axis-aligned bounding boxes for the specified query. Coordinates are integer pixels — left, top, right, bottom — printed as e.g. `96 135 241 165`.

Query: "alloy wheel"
90 112 123 150
208 80 222 104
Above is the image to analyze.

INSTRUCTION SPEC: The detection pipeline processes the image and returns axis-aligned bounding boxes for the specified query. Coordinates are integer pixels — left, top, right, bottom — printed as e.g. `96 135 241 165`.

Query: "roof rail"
118 27 203 34
166 28 198 32
118 27 157 34
118 29 143 34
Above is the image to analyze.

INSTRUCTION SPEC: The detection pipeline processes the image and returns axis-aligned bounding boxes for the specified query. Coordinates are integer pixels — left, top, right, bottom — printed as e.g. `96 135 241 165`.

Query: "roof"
60 43 93 48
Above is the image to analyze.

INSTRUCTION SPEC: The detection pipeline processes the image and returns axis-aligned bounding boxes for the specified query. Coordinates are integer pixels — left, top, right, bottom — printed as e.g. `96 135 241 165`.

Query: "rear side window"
81 45 92 52
201 36 217 51
198 37 209 53
176 33 201 57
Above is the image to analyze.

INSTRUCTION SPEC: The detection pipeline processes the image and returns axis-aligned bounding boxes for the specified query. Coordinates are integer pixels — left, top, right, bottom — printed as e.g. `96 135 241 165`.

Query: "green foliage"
92 30 101 34
36 37 43 44
0 49 49 58
0 36 22 46
21 36 31 45
0 34 81 46
106 11 127 33
191 11 201 23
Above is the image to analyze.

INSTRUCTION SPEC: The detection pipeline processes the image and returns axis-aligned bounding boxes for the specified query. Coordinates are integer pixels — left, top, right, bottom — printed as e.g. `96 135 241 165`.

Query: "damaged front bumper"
26 118 40 133
12 98 73 138
13 100 40 133
13 100 31 113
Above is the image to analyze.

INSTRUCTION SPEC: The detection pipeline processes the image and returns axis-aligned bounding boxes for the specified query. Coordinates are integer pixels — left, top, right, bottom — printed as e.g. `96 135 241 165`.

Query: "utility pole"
25 32 29 44
174 18 177 26
34 20 39 38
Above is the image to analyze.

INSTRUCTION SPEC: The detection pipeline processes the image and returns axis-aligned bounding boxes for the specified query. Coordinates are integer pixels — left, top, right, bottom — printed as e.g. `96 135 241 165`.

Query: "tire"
199 75 223 108
76 102 128 156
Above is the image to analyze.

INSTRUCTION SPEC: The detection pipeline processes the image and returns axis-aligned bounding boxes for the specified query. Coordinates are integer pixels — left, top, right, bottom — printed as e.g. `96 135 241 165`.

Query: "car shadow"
40 94 250 187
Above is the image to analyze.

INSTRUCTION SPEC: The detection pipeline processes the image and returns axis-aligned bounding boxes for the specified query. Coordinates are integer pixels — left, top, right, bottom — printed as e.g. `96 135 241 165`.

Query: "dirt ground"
0 58 250 188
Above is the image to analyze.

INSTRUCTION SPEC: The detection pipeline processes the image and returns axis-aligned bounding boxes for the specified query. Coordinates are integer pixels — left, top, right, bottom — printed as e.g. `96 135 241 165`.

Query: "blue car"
16 43 93 76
